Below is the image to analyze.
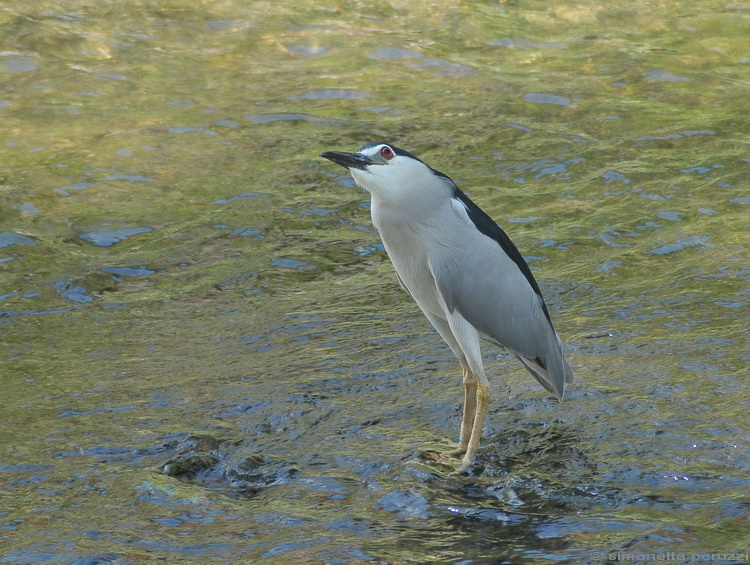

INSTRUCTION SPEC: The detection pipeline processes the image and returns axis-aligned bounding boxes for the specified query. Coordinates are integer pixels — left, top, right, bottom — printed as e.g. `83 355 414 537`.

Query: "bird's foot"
416 441 473 473
449 444 467 458
417 449 461 472
417 450 476 474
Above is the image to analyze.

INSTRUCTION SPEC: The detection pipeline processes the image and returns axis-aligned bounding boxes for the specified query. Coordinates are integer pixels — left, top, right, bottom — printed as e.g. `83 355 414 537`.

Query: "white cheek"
350 156 422 197
351 169 386 194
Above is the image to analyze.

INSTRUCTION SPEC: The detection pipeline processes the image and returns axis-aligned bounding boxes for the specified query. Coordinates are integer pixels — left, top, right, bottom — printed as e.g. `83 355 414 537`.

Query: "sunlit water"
1 1 748 563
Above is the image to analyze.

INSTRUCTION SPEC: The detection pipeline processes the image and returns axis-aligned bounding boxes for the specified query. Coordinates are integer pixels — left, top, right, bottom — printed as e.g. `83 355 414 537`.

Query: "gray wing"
430 200 573 400
394 270 412 296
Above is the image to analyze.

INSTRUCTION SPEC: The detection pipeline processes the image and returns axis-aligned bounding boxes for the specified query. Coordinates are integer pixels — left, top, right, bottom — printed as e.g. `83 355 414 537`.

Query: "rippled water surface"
1 1 748 563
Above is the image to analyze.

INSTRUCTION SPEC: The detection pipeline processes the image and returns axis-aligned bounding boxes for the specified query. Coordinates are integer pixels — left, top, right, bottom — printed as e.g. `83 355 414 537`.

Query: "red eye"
380 146 394 160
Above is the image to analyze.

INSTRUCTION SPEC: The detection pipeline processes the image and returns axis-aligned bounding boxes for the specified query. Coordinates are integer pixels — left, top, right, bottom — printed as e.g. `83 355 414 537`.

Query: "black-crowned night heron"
320 143 574 470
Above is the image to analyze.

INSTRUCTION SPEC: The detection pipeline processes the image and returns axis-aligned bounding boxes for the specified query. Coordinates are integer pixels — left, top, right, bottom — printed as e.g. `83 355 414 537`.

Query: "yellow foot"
419 452 475 475
449 445 468 458
416 449 459 471
455 455 473 473
416 445 474 473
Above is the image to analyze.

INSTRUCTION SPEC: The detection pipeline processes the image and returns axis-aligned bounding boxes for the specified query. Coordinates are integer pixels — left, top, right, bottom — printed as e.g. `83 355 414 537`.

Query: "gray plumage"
320 142 574 469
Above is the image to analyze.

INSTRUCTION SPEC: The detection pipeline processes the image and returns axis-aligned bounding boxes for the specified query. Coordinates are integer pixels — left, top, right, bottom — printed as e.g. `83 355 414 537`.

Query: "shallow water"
1 0 749 563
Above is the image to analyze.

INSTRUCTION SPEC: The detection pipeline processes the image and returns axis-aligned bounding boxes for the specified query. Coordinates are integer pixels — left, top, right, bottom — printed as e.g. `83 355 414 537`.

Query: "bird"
320 142 574 470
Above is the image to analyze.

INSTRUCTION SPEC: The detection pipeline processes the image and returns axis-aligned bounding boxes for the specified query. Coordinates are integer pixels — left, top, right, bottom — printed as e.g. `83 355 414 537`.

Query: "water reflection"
1 0 749 562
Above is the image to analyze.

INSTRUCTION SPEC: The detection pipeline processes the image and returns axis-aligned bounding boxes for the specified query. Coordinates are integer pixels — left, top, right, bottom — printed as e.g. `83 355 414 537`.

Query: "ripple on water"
602 170 631 185
2 56 38 73
280 206 337 217
214 119 240 128
366 47 423 59
205 20 254 31
209 192 268 205
656 211 683 222
497 156 586 182
243 113 346 124
358 106 407 115
506 122 533 132
487 38 566 49
633 130 715 144
53 181 93 196
410 57 477 77
53 281 93 304
287 46 329 57
53 172 156 197
91 168 155 181
643 70 693 82
354 243 385 257
597 227 641 248
698 208 719 215
78 227 153 247
523 93 573 106
11 202 40 215
168 126 218 136
101 266 156 277
595 260 623 273
649 235 711 255
507 216 547 224
228 228 261 237
375 489 430 519
271 258 316 271
2 2 748 563
0 232 37 248
288 89 374 100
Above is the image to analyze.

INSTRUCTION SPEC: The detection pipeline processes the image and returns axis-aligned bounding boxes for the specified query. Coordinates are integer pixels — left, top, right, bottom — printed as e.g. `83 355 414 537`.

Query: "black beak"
319 151 371 171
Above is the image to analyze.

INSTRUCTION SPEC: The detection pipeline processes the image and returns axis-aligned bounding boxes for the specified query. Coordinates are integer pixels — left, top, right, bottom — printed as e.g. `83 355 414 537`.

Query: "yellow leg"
457 365 477 453
458 375 491 471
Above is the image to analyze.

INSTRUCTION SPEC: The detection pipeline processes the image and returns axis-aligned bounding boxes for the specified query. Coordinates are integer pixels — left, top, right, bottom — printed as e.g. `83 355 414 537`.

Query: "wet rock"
72 554 128 565
375 489 430 519
159 434 225 478
162 452 220 478
156 434 299 497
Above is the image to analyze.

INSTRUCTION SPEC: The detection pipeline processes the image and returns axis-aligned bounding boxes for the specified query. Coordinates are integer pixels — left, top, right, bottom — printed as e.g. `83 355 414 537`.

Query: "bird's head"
320 143 450 199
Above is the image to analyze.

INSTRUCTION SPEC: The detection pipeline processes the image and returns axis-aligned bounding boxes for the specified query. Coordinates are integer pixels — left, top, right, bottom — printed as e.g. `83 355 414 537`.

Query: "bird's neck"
369 191 448 239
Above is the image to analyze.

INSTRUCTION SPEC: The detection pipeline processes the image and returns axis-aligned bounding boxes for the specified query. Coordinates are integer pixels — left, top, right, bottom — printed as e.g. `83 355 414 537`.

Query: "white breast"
370 195 464 320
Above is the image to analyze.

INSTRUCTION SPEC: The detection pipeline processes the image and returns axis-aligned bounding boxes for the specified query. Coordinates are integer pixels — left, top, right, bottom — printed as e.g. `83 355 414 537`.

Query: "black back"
451 186 552 324
361 143 552 324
